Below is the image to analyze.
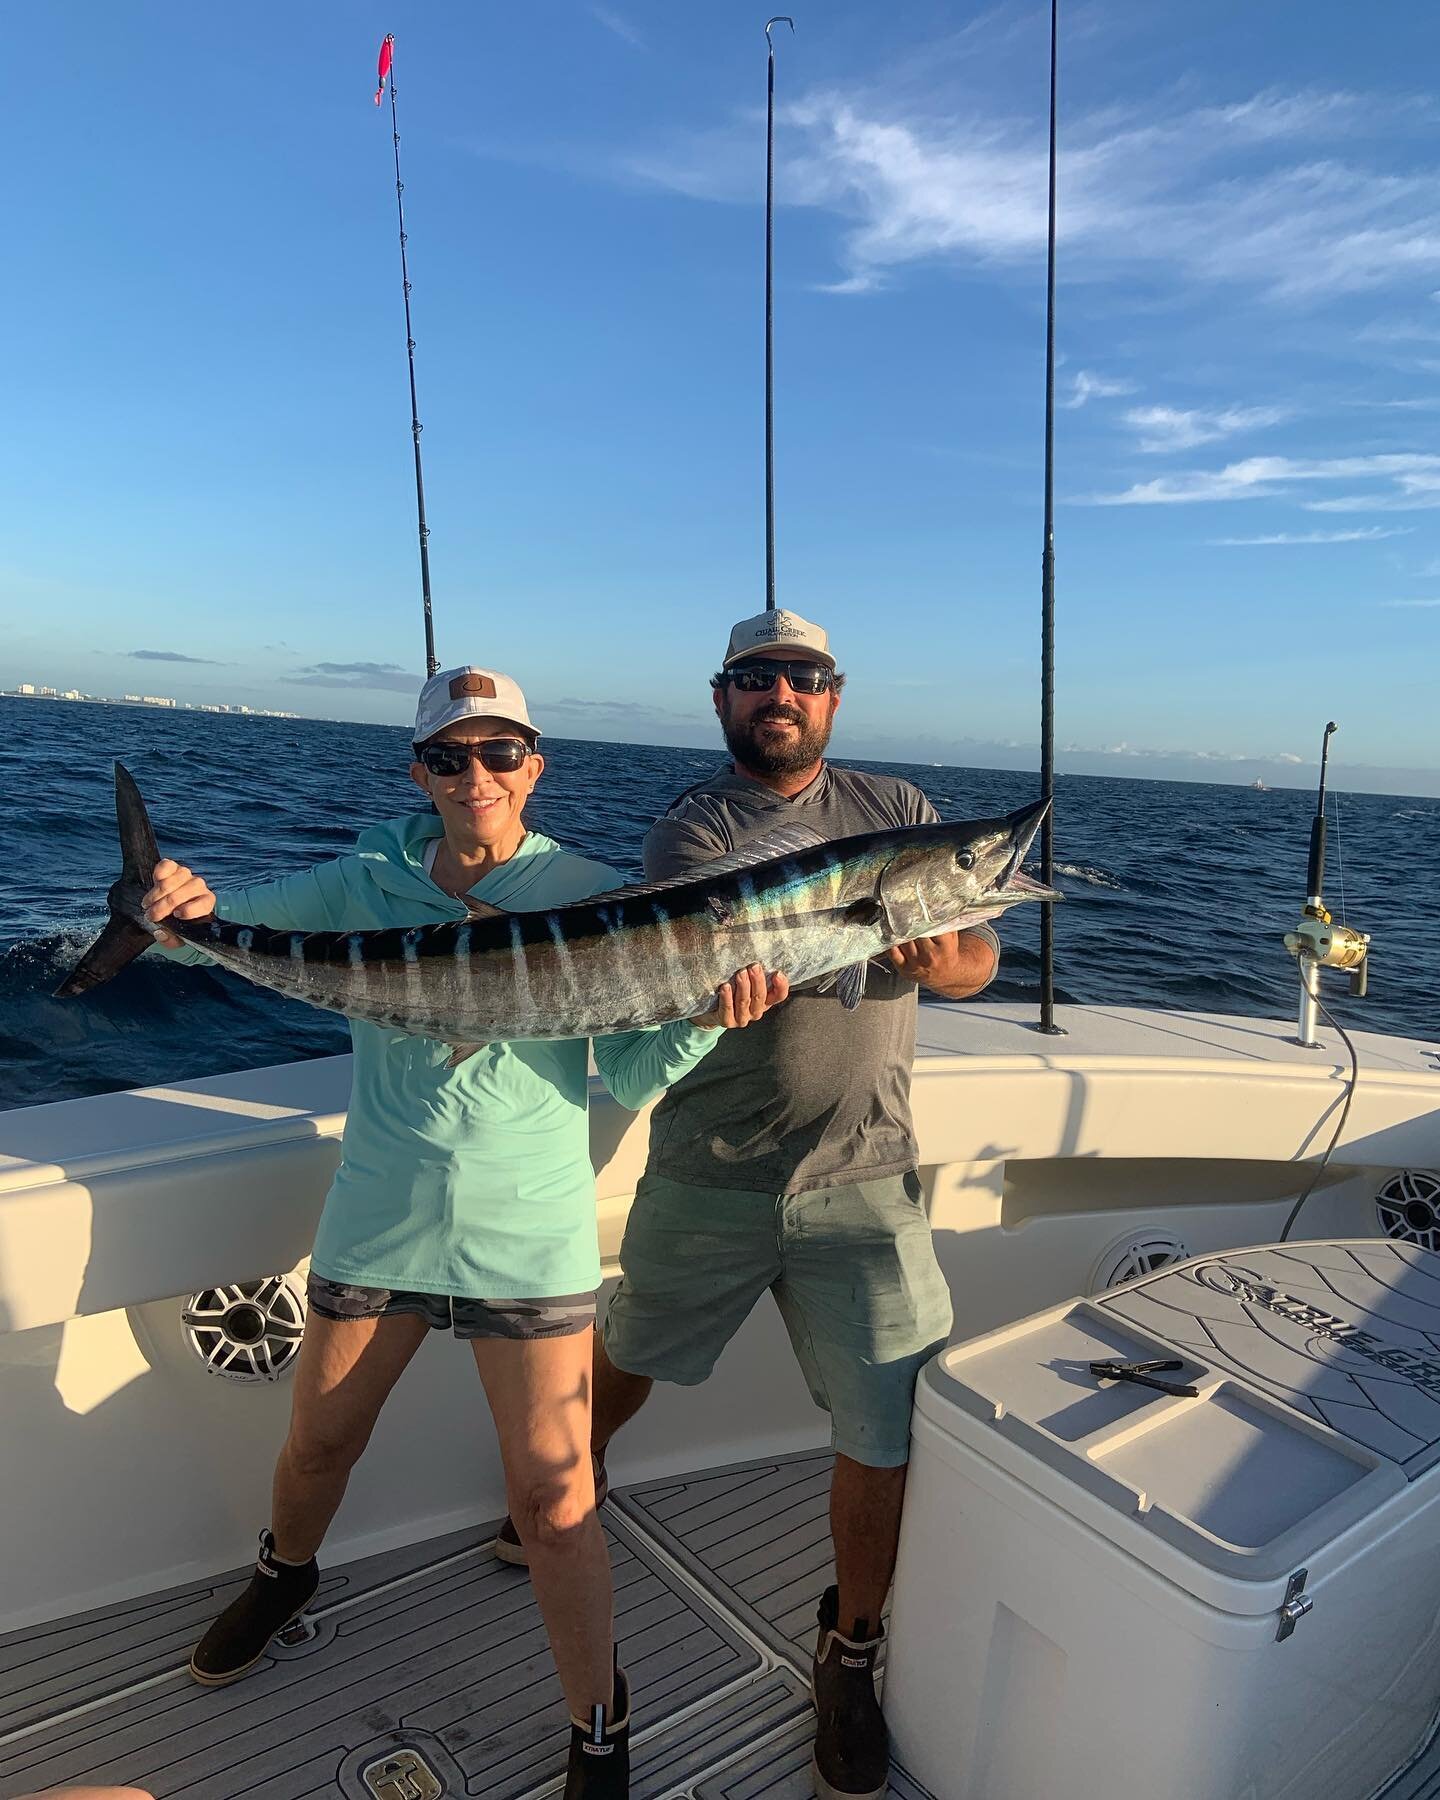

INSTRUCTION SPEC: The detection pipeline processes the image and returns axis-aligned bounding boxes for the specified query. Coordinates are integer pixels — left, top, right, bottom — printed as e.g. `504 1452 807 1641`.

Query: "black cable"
1278 982 1361 1242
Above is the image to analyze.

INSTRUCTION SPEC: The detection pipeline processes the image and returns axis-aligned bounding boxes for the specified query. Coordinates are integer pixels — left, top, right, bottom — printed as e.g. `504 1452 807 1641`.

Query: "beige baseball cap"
722 608 836 670
413 666 539 744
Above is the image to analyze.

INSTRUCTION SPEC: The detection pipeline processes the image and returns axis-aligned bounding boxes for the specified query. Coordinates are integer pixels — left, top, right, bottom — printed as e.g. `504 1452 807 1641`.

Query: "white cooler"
887 1240 1440 1800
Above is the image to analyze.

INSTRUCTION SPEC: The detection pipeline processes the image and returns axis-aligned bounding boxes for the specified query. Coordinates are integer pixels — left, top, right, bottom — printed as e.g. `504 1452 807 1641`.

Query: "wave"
1 926 349 1111
1027 860 1125 892
2 922 104 976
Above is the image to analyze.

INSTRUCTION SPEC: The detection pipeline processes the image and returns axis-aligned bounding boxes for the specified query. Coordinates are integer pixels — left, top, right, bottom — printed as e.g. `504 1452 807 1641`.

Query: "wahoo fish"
58 764 1059 1052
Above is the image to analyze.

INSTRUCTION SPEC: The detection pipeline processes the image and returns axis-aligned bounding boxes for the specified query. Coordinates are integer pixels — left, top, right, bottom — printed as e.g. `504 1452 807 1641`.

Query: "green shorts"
604 1170 953 1468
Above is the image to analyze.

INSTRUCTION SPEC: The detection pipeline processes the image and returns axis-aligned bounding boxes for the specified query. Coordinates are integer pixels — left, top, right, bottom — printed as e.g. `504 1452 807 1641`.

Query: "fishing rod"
1284 721 1371 1047
1037 0 1062 1034
376 33 439 678
1277 722 1372 1239
764 17 793 612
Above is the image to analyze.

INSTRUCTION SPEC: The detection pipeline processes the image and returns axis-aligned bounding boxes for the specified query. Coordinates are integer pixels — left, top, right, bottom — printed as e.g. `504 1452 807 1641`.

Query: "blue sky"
3 1 1440 793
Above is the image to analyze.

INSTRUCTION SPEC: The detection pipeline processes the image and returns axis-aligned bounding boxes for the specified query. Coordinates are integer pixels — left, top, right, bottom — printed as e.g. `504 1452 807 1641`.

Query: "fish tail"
54 763 160 997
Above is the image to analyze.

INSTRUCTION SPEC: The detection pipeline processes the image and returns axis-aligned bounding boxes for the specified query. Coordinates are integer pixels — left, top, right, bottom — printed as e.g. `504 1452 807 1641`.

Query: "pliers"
1088 1357 1198 1398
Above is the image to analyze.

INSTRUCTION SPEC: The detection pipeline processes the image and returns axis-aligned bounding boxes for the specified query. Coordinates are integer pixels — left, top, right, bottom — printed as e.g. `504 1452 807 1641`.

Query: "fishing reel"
1284 722 1372 1047
1284 908 1371 997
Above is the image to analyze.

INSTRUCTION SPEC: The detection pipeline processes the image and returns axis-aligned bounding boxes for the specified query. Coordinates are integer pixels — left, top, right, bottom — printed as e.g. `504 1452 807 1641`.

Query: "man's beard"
721 699 834 776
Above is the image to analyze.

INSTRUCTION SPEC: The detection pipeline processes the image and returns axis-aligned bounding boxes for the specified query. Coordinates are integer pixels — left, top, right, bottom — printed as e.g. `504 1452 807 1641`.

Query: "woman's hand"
692 964 790 1030
142 860 217 948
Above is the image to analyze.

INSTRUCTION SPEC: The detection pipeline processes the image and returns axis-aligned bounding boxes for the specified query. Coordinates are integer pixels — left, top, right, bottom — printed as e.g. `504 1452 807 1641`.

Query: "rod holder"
1285 916 1370 1048
1296 953 1321 1050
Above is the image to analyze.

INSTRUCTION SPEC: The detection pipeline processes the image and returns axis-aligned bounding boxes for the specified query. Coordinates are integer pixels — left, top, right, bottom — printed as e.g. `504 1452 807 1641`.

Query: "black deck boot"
563 1660 630 1799
812 1585 889 1800
188 1529 320 1687
495 1453 609 1568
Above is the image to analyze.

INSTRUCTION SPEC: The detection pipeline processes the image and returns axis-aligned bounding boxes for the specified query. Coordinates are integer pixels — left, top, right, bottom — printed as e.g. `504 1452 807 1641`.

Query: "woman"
145 665 786 1799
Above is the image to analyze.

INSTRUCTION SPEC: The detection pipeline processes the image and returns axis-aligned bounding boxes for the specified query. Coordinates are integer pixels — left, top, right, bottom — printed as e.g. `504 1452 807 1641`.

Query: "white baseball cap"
722 608 836 670
413 666 539 744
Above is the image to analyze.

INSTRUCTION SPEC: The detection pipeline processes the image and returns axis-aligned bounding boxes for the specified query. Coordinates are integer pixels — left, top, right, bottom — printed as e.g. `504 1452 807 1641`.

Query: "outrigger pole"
376 33 439 677
764 18 793 612
1037 0 1063 1035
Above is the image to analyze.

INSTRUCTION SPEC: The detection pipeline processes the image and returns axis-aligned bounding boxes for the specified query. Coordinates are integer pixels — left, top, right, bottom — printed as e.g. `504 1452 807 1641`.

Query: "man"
497 610 998 1799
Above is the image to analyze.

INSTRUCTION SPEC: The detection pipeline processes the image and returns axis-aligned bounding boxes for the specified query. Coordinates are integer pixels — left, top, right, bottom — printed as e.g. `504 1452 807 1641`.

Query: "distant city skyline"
6 683 298 720
2 3 1437 791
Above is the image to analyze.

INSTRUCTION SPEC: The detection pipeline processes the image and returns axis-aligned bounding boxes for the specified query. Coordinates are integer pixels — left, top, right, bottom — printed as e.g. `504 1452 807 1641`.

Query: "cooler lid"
1102 1240 1440 1481
919 1239 1439 1589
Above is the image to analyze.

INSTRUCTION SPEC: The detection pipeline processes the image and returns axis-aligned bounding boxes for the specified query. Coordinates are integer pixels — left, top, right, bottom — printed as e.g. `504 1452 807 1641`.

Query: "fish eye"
956 851 975 871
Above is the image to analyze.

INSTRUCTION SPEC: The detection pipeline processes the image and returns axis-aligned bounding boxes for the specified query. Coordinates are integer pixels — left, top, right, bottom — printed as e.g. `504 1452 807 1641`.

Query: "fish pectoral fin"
446 1041 488 1066
461 897 507 920
843 897 885 928
706 893 735 925
834 963 869 1010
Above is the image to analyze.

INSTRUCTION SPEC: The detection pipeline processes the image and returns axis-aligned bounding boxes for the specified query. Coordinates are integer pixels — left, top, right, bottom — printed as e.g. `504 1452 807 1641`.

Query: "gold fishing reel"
1284 907 1371 996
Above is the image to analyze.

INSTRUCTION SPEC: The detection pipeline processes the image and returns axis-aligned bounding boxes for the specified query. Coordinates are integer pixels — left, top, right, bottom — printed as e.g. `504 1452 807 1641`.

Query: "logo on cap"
450 674 497 700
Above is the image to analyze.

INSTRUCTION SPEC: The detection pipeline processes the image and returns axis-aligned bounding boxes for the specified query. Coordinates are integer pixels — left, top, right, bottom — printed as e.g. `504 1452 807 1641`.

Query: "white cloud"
1303 467 1440 510
1357 317 1440 344
1125 404 1288 452
588 5 645 50
1208 526 1413 544
1379 598 1440 607
1084 452 1440 506
1062 738 1313 765
624 81 1440 302
1061 370 1137 409
1083 459 1289 505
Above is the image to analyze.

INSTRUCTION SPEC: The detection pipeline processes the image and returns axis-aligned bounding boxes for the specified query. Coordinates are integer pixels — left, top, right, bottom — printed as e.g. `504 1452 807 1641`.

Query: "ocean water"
2 695 1437 1112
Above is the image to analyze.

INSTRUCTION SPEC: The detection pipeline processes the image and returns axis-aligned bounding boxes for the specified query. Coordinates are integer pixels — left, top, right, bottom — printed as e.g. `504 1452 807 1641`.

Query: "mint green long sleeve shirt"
162 812 718 1297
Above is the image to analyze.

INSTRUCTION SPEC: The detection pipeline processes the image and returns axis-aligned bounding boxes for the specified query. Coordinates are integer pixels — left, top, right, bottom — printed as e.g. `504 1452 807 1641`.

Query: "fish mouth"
996 798 1061 901
1002 867 1063 902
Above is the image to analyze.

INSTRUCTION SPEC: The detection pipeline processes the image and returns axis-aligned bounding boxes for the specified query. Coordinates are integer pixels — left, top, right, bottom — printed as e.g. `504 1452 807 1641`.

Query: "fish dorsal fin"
581 823 829 907
461 895 508 920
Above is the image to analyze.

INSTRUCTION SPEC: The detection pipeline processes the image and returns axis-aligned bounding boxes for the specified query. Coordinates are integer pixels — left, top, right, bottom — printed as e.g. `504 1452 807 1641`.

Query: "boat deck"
6 1444 1440 1798
0 1451 929 1800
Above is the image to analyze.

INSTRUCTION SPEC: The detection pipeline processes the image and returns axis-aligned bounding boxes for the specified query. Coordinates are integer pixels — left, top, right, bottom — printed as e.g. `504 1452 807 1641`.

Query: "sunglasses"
727 659 835 695
417 739 533 777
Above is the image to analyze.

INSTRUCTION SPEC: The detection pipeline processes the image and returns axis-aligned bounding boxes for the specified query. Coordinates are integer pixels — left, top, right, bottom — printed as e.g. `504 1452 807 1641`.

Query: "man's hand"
692 964 791 1030
885 930 997 1000
143 860 217 948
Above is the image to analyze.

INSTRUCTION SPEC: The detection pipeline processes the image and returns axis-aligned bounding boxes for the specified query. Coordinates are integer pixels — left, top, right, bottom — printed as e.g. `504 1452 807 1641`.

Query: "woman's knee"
510 1473 595 1551
282 1420 368 1482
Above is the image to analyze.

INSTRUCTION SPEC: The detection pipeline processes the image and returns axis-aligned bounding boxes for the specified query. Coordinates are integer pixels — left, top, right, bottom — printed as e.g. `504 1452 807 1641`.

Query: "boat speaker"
182 1275 307 1382
1376 1171 1440 1253
1090 1229 1190 1294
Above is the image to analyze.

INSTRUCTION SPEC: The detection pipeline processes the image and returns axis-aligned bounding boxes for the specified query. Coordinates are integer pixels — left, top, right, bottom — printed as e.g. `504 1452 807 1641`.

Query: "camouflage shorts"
306 1273 597 1340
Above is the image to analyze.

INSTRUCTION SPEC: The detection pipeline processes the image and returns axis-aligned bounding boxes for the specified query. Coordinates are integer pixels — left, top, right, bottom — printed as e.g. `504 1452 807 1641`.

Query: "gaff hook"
765 17 795 52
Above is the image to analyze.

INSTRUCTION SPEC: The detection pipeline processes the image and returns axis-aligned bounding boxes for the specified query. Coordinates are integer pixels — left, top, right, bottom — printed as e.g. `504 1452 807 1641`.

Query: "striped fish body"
58 767 1058 1049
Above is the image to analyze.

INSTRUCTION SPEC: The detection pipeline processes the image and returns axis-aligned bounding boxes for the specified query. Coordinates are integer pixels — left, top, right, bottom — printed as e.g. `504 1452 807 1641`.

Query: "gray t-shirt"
641 761 999 1193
